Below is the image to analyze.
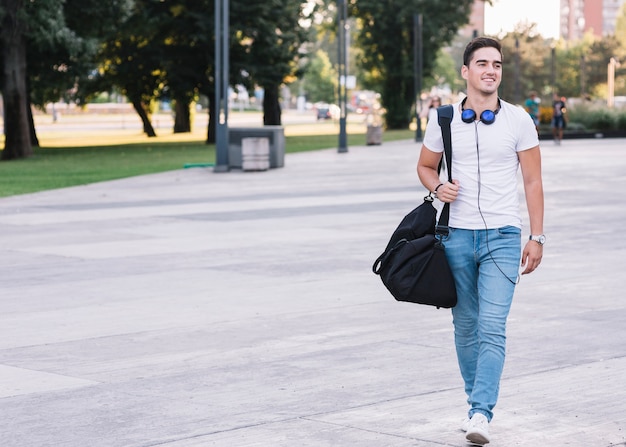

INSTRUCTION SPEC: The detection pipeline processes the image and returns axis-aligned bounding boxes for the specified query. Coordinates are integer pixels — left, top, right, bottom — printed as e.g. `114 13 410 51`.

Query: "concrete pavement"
1 137 625 446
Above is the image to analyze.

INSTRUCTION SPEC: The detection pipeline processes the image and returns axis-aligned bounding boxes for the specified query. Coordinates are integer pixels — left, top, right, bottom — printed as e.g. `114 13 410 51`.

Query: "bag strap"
436 105 453 235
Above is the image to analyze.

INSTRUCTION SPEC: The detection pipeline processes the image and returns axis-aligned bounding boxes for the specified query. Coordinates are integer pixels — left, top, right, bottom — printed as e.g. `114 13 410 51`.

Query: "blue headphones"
461 97 500 125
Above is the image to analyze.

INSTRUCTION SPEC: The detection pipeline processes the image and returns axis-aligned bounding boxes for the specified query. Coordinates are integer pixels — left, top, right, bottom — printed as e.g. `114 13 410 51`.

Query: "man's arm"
519 146 544 274
417 145 459 202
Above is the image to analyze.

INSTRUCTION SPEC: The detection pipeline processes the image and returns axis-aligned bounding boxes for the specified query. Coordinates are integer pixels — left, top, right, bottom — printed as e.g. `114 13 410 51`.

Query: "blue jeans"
552 115 565 129
441 227 521 421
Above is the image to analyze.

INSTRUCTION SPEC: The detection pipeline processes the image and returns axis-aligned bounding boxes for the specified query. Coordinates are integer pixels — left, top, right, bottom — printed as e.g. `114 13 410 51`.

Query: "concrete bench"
228 126 285 169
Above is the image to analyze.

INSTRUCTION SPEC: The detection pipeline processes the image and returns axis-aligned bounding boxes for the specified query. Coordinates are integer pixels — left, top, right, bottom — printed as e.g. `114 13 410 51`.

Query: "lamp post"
214 0 229 172
337 0 348 153
608 57 620 108
413 13 423 142
550 44 556 95
514 37 521 104
580 53 586 98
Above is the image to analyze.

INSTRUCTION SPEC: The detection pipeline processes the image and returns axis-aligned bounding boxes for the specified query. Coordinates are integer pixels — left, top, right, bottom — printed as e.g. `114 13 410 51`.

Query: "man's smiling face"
462 47 503 95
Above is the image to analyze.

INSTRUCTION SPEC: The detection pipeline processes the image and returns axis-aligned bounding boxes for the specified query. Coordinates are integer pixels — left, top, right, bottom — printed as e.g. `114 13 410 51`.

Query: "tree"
27 0 133 137
351 0 477 129
614 2 626 96
24 3 74 147
1 0 37 160
155 0 214 134
1 0 72 158
497 27 551 103
616 2 626 52
234 0 311 125
546 33 624 99
1 0 133 159
301 49 336 103
582 35 624 97
492 25 626 102
96 35 165 137
94 0 212 137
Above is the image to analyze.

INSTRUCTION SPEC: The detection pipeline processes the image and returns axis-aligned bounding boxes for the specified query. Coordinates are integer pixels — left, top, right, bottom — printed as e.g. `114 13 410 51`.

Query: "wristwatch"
529 234 546 245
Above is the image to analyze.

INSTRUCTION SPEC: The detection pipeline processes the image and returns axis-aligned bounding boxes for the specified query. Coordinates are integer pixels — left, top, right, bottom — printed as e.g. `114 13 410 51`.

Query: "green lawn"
0 128 414 198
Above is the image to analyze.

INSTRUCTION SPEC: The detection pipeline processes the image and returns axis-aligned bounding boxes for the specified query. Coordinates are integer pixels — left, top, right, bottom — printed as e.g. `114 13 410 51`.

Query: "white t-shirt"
422 99 539 230
427 107 438 123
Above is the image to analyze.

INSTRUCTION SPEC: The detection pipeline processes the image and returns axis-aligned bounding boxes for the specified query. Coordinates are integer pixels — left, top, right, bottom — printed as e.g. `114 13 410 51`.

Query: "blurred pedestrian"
551 93 567 144
420 96 442 123
524 91 540 131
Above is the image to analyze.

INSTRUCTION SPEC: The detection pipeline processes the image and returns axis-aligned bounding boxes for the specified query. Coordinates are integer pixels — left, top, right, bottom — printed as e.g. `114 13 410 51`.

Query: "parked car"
314 103 340 120
316 105 331 120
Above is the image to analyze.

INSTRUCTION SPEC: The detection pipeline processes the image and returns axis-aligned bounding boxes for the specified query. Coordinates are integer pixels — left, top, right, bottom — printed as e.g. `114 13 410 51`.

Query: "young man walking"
417 37 544 445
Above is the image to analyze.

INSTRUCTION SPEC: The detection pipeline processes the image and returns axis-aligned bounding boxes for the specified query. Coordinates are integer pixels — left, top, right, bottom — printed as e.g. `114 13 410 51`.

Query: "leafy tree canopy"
351 0 476 129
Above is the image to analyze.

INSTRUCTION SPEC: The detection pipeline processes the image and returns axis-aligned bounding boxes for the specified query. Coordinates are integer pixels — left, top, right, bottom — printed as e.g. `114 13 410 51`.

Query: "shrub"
539 106 553 125
616 112 626 130
585 109 617 130
564 121 586 131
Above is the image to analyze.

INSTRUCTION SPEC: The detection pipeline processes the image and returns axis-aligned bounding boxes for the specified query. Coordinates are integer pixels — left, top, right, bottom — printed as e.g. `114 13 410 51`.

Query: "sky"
484 0 560 39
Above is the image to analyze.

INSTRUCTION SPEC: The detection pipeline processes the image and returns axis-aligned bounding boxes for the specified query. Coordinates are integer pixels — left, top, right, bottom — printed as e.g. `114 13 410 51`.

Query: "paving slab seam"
130 415 458 447
298 417 457 446
133 420 294 447
120 386 466 446
502 354 626 380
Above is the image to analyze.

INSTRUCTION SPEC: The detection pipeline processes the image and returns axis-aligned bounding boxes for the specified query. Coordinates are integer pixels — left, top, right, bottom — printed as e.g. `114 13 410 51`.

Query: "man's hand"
521 241 543 274
436 180 460 203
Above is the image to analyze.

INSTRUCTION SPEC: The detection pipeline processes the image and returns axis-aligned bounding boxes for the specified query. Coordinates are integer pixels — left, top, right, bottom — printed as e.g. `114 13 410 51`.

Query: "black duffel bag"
372 195 456 308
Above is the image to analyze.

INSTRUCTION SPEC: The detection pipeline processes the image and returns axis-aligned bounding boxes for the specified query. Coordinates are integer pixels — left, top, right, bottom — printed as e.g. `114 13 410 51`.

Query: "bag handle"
436 105 453 235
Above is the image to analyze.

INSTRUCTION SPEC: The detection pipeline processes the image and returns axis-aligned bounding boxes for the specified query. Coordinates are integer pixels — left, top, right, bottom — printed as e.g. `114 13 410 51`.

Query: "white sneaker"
465 413 490 445
461 417 470 432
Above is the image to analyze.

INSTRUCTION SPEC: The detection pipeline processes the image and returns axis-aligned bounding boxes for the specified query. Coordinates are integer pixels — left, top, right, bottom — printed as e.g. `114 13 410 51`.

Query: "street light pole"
214 0 230 172
580 54 586 98
608 57 619 108
514 38 521 104
550 45 556 94
413 13 423 142
337 0 348 153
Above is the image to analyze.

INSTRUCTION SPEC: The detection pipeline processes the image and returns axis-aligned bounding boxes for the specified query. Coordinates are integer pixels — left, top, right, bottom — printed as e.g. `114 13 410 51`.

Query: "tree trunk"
206 90 216 144
262 84 282 126
27 98 40 147
130 98 157 137
173 98 191 133
1 0 33 160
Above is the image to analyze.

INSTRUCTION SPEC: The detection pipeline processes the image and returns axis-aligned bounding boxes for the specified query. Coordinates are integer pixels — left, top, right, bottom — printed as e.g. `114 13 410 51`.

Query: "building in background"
603 0 626 34
460 1 486 40
561 0 626 40
451 2 486 78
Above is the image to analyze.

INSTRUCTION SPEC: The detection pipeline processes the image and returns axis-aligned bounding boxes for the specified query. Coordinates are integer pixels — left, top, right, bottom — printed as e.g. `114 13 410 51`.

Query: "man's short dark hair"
463 37 502 67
